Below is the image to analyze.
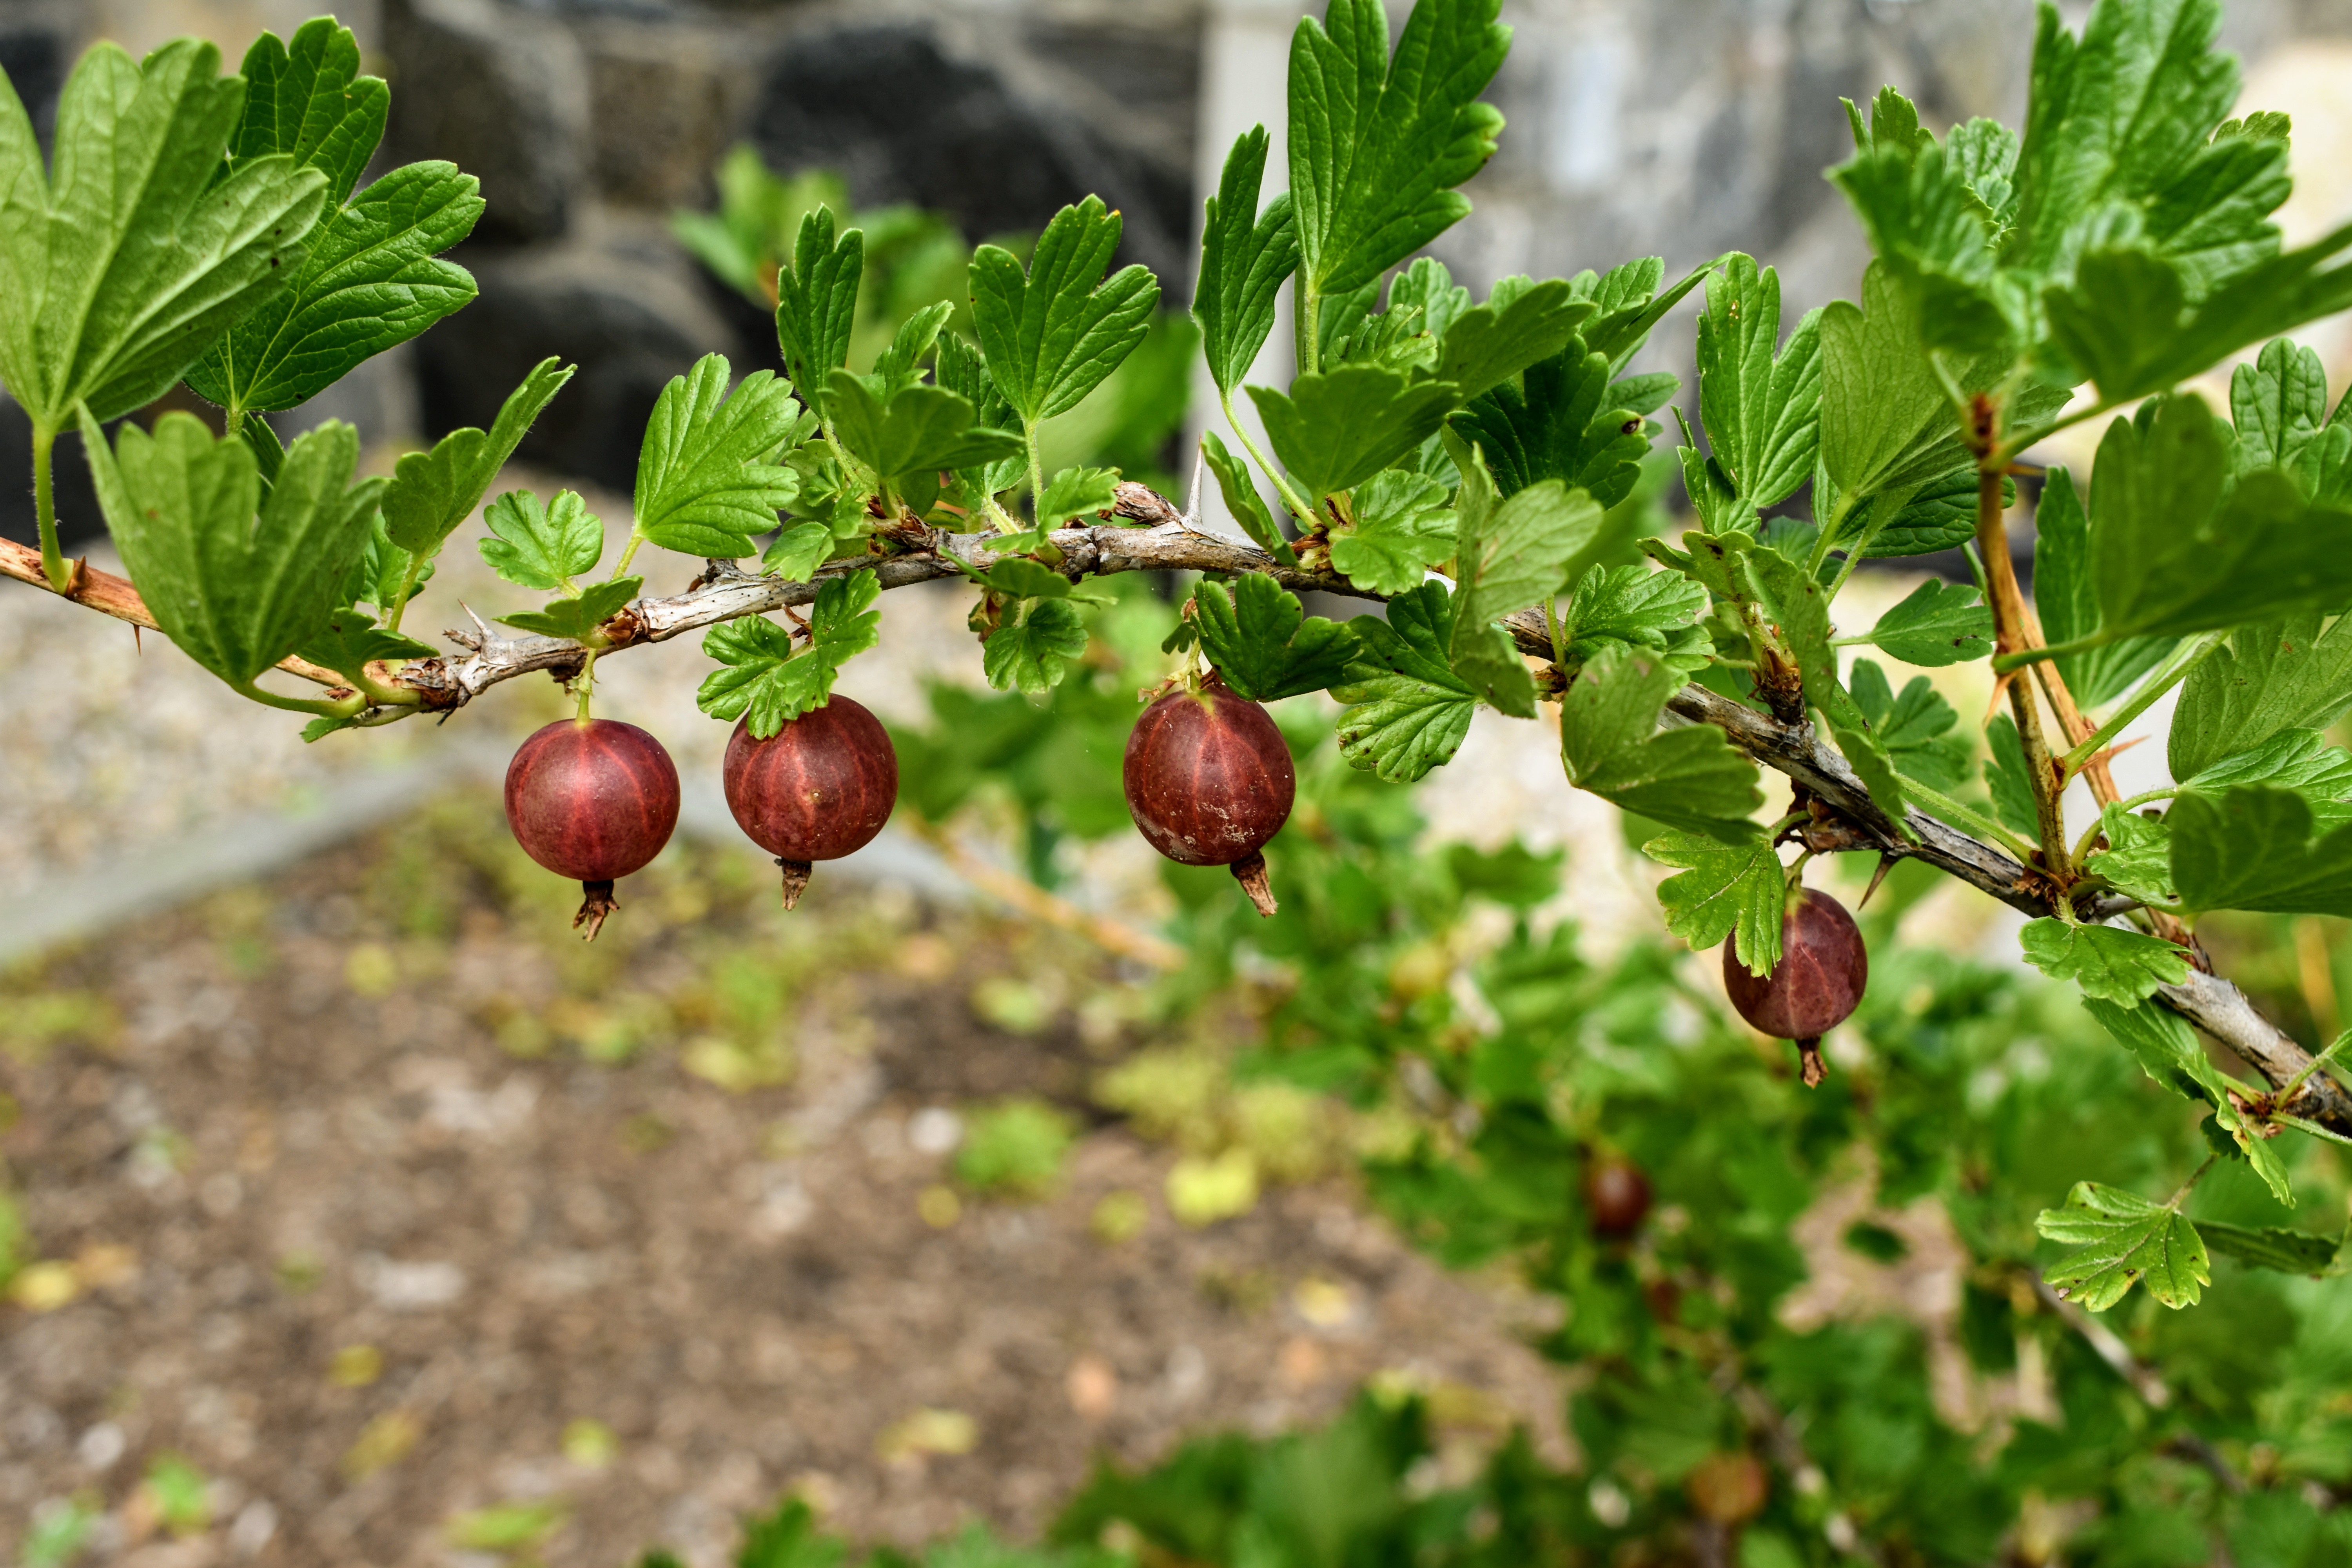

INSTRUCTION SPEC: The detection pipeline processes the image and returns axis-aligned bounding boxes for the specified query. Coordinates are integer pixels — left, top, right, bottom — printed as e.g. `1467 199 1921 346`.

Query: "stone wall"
5 0 2352 544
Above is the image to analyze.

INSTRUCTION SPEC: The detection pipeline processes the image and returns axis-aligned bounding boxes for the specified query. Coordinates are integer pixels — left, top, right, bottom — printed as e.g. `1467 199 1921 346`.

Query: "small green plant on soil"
7 0 2352 1562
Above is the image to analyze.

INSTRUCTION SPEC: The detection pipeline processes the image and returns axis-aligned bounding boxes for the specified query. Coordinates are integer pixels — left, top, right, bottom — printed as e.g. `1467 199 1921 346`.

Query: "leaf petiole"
1217 391 1318 526
2166 1152 2220 1211
2278 1030 2352 1106
234 680 365 720
1893 769 2040 864
2057 633 2227 773
32 426 68 592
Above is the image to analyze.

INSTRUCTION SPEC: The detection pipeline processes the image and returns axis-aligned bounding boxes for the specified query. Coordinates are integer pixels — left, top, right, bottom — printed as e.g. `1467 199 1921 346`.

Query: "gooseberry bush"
5 0 2352 1559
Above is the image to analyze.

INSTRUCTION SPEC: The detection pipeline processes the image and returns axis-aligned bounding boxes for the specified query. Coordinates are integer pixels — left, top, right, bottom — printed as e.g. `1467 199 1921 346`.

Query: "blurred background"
5 1 2352 1565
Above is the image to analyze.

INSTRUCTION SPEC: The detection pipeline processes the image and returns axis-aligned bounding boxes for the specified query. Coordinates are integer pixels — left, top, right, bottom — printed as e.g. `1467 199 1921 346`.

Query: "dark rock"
750 20 1196 285
415 220 742 493
383 0 590 246
581 16 764 213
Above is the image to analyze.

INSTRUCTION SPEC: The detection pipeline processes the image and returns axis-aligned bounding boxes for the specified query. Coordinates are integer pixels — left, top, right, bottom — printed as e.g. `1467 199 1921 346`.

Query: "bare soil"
0 803 1564 1568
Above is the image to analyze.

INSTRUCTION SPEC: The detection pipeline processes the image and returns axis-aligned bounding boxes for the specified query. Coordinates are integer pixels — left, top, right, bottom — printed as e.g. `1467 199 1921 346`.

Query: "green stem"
385 548 428 636
610 533 645 581
33 425 69 592
1218 391 1318 526
233 680 363 720
2278 1029 2352 1106
1804 493 1851 580
2058 633 2225 773
1996 396 2125 468
575 646 600 724
1992 630 2109 674
1296 283 1321 380
1824 506 1893 599
2167 1152 2220 1210
1894 769 2041 864
1542 595 1567 668
1025 417 1047 523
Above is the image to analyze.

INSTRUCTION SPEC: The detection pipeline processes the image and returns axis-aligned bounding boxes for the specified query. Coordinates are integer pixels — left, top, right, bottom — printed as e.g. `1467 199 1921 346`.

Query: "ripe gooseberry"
504 718 681 940
1586 1159 1652 1239
1123 675 1295 916
1722 886 1868 1087
723 695 899 909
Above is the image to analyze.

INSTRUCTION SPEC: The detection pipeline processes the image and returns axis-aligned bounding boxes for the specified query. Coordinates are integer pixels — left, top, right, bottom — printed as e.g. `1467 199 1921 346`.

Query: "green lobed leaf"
1200 429 1296 565
1191 575 1359 703
1329 467 1454 595
188 159 481 415
478 489 602 591
79 408 383 689
1286 0 1510 303
2018 918 2190 1004
295 604 437 682
1445 437 1602 717
1849 658 1970 791
636 354 806 557
224 18 387 207
2198 1216 2351 1277
762 523 834 584
185 18 479 416
1331 581 1478 782
2169 786 2352 918
1815 263 1982 524
826 372 1020 491
2082 997 2291 1205
1561 564 1712 680
1829 92 2009 356
1430 279 1592 404
2170 612 2352 782
1850 579 1991 667
2232 337 2331 479
2087 393 2352 644
1036 466 1121 528
697 570 883 736
1740 543 1908 829
2043 227 2352 405
982 598 1091 695
1579 256 1716 374
2085 804 2177 905
0 39 328 428
1693 254 1824 515
339 508 432 616
491 575 640 641
774 206 862 394
381 357 574 554
1452 337 1654 509
1248 364 1461 504
932 332 1027 502
2036 1183 2209 1311
1983 715 2040 842
1646 829 1783 978
1559 643 1761 841
2031 466 2175 707
1194 126 1299 398
969 196 1160 427
2181 728 2352 808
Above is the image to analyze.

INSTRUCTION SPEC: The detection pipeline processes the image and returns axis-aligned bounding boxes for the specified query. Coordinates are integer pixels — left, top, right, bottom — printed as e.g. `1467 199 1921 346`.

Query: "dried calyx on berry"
1122 672 1296 916
504 719 682 940
723 696 900 909
1722 884 1868 1088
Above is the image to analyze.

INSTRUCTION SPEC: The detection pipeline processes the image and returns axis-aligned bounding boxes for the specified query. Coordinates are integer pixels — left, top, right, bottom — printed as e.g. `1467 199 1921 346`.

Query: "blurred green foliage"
955 1098 1077 1200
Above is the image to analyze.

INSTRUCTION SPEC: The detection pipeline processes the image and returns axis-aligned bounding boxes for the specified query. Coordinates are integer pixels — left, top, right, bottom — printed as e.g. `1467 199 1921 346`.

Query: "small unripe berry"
504 719 681 940
1722 887 1867 1087
1123 676 1295 916
1586 1160 1652 1238
723 696 899 909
